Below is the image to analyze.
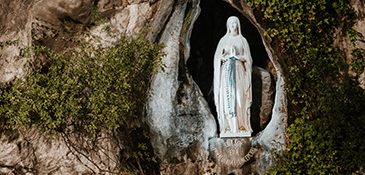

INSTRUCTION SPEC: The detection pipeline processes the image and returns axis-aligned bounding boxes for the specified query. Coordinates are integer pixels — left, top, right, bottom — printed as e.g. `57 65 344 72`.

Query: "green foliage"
90 6 106 26
180 2 194 38
34 17 55 26
0 39 20 49
0 7 164 174
1 33 164 134
246 0 365 174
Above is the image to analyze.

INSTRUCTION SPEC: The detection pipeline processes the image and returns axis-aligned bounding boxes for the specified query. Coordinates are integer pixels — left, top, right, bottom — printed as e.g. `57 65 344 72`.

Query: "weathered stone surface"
109 2 152 36
146 0 286 174
1 0 158 85
0 0 34 84
334 0 365 89
145 1 217 174
0 127 122 174
351 0 365 89
251 66 275 131
1 0 291 174
3 0 365 173
0 0 158 174
97 0 127 12
147 0 175 42
208 138 253 174
32 0 96 26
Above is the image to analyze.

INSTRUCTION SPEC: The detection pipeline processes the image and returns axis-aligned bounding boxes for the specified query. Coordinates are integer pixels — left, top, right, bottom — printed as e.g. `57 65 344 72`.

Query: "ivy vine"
246 0 365 174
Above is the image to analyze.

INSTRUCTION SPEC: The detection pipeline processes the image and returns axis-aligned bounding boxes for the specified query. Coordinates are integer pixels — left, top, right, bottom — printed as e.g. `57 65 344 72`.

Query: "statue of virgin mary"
214 16 253 137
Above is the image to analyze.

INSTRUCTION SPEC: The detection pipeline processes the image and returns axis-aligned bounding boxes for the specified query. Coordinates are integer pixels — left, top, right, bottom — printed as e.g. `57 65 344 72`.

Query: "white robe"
213 17 253 135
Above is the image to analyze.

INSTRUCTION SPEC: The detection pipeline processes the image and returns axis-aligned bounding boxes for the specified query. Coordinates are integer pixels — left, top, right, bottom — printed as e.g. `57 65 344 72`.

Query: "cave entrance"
187 0 275 135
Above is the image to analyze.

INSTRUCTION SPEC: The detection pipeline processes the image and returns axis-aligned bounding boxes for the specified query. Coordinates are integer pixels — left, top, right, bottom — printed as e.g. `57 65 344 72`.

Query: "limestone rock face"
145 1 217 174
0 0 34 83
1 0 291 174
350 0 365 89
0 128 122 174
332 0 365 89
146 0 286 174
251 66 275 131
0 0 159 174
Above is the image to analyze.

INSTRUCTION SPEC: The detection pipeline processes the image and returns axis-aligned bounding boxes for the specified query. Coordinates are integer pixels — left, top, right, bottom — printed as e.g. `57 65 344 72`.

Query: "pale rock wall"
0 0 158 174
0 0 292 174
352 0 365 89
0 127 122 174
145 1 217 174
334 0 365 89
0 0 34 83
146 0 287 174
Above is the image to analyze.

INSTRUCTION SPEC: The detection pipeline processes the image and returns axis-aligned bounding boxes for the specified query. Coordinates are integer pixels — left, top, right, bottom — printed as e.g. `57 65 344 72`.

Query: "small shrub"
1 33 164 135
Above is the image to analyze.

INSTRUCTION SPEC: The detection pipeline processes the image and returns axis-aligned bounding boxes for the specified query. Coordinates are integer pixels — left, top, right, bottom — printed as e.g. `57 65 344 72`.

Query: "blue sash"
225 57 236 118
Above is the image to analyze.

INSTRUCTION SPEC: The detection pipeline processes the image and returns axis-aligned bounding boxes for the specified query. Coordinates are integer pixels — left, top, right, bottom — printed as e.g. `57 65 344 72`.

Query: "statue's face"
229 20 238 33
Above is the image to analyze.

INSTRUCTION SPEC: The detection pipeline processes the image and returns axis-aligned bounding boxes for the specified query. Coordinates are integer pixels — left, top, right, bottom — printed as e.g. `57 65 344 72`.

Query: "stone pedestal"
208 137 257 175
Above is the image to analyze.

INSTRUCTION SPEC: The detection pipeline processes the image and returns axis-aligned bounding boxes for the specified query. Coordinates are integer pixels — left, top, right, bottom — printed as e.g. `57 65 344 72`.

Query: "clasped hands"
223 46 247 71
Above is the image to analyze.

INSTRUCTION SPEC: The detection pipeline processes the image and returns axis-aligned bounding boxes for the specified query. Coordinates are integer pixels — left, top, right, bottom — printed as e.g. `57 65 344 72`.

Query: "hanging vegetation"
246 0 365 174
